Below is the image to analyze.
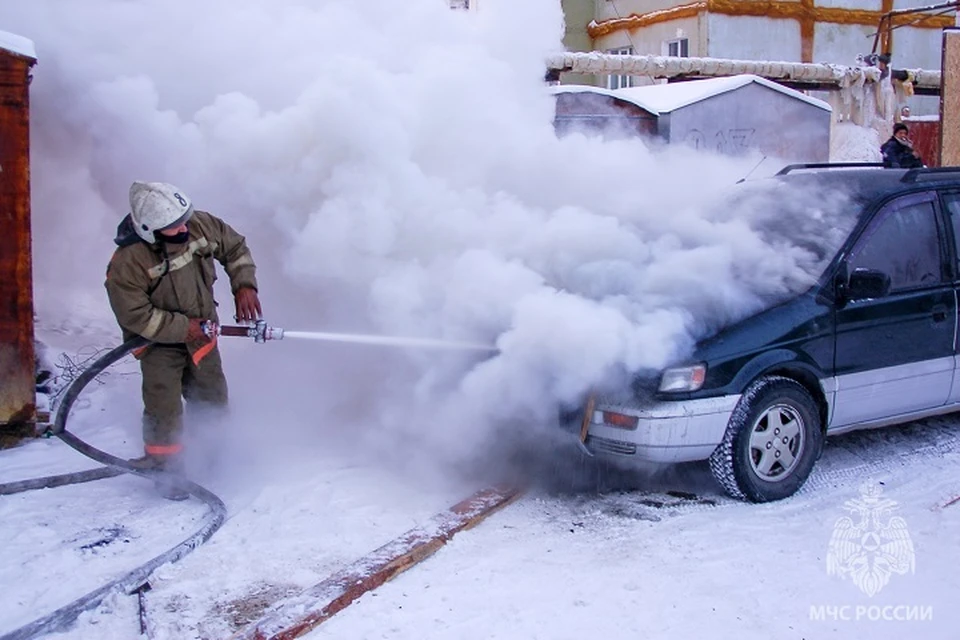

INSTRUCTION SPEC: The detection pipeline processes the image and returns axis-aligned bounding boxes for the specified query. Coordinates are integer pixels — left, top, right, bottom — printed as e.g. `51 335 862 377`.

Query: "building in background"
564 0 954 115
589 0 952 66
560 0 598 85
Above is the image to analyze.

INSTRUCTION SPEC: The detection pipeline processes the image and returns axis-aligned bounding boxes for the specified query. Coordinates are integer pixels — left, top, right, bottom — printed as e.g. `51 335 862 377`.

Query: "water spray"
282 330 497 353
203 320 498 353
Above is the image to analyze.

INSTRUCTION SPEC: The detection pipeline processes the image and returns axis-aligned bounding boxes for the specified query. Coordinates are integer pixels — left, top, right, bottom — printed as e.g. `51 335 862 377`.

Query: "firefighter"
105 181 261 499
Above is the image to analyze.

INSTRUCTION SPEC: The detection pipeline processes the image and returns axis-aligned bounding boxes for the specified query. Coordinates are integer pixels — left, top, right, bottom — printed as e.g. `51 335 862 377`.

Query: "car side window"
848 199 941 291
943 192 960 273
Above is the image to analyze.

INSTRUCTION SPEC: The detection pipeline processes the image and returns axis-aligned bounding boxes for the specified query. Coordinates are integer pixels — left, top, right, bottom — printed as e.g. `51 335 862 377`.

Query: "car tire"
708 376 823 502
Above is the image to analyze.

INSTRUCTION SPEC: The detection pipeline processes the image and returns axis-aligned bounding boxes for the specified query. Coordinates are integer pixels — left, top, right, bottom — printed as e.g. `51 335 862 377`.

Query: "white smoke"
4 0 845 481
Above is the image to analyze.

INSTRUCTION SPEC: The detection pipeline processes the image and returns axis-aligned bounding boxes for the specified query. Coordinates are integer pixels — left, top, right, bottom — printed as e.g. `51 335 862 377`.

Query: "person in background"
105 181 262 499
880 123 924 169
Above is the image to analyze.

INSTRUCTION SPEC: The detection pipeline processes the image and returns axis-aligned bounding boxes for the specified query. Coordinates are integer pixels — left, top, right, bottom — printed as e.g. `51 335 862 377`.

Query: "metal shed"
618 75 833 162
552 75 832 162
0 31 37 443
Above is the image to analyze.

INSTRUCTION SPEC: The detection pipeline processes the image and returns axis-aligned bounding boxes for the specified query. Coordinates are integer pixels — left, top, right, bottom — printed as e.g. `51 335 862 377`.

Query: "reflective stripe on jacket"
105 210 258 344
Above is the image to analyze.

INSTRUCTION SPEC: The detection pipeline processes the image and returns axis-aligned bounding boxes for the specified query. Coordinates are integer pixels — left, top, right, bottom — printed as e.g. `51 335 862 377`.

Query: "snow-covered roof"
0 30 37 61
616 74 831 113
548 84 660 116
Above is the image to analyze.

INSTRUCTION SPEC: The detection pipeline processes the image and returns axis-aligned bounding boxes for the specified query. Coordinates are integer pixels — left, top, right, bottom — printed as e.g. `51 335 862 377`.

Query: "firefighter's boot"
127 453 190 501
127 453 165 471
154 474 190 501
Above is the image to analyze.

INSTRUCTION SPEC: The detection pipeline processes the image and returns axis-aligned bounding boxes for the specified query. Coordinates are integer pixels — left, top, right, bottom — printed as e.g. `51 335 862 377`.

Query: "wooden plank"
579 393 595 443
0 51 36 437
941 28 960 166
233 485 522 640
932 493 960 511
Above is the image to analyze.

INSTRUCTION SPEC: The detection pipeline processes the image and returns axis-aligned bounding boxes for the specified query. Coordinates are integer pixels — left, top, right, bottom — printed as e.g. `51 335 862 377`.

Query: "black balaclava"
162 229 190 245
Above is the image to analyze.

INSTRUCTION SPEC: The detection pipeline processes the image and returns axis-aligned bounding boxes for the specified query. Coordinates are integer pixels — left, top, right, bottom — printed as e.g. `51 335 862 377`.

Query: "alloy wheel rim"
748 403 804 482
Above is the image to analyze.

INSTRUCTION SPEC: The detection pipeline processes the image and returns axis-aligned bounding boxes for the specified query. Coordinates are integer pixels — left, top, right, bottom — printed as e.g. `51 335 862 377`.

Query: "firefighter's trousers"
139 343 228 455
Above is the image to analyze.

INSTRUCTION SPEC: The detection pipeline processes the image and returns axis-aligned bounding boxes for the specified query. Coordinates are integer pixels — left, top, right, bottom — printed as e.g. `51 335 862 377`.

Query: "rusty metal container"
552 86 659 139
0 33 38 442
902 117 941 168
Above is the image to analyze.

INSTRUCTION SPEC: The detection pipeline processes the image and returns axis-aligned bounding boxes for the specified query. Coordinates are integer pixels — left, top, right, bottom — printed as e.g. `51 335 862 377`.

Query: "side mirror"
848 267 891 300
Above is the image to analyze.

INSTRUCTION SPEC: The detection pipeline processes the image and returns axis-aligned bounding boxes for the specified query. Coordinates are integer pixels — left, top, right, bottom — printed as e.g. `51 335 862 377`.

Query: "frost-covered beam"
546 52 942 93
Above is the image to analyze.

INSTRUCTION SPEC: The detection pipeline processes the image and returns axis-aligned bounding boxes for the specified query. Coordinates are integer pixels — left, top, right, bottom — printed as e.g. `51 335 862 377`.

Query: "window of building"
449 0 470 9
606 47 633 90
666 38 689 57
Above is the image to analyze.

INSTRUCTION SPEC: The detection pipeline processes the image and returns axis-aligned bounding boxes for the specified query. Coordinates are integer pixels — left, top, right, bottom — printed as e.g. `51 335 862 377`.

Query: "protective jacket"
105 210 258 345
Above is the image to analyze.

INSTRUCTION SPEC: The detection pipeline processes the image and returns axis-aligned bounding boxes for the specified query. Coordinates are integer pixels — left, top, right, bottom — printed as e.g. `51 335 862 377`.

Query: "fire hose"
0 323 284 640
0 320 493 639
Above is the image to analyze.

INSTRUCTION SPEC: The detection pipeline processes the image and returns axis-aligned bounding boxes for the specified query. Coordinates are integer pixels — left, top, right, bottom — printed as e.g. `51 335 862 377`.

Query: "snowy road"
2 352 959 640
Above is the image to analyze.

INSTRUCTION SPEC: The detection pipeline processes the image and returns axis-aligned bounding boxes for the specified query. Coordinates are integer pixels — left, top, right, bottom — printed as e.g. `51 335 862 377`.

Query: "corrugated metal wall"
0 48 36 441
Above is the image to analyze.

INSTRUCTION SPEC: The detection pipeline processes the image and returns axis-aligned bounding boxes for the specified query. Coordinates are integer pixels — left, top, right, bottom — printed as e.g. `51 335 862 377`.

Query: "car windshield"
632 175 863 350
709 176 860 293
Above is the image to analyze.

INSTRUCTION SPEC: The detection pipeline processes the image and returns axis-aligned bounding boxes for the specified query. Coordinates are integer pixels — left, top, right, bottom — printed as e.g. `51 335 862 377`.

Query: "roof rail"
776 162 885 175
901 166 960 183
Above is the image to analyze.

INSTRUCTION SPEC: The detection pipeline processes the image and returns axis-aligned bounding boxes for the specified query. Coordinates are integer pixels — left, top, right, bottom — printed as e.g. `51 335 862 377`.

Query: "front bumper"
579 394 741 464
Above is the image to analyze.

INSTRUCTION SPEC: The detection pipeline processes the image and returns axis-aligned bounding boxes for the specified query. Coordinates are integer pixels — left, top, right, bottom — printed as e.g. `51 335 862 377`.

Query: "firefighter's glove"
185 318 211 345
234 287 262 322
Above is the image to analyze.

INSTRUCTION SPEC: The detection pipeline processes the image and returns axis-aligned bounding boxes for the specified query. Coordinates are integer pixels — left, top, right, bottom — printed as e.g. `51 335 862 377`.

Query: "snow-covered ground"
2 326 959 639
2 1 956 638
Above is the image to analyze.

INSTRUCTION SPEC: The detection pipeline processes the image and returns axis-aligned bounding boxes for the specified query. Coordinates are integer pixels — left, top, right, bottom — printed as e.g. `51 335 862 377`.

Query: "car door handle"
932 304 949 322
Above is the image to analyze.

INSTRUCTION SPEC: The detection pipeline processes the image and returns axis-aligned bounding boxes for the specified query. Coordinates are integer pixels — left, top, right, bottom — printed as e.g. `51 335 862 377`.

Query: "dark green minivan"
576 165 960 502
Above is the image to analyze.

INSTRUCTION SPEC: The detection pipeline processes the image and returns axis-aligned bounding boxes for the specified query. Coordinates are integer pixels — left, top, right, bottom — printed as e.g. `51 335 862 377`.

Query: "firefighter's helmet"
129 181 194 244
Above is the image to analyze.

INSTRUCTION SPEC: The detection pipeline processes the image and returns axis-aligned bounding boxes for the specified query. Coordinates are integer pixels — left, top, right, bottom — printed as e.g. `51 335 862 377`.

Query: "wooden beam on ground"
932 493 960 511
233 485 523 640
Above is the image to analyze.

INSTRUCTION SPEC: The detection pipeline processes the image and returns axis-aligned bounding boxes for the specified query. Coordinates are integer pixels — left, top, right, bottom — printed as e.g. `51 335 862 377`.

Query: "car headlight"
658 363 707 392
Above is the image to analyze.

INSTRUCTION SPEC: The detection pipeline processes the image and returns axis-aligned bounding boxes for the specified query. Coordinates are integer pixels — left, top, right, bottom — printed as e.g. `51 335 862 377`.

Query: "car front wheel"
708 376 823 502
